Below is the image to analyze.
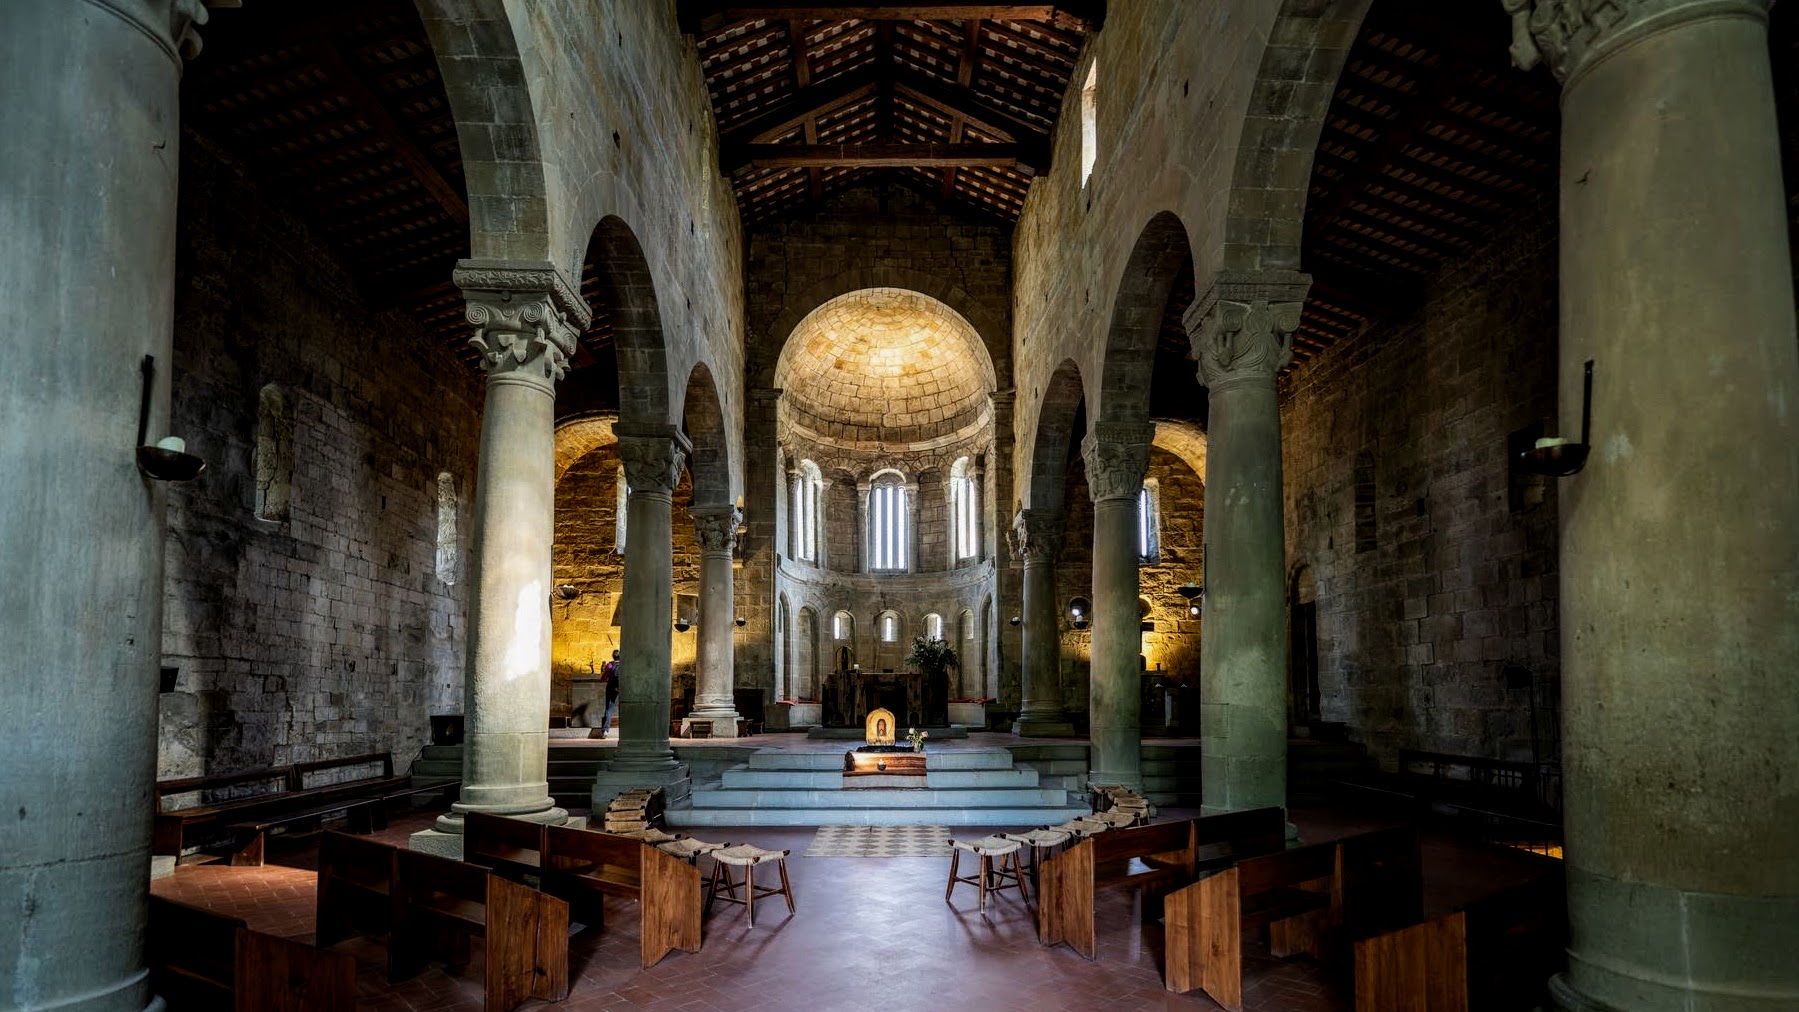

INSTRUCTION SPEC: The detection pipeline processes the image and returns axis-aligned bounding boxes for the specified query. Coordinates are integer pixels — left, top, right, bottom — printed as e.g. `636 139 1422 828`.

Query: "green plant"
905 635 957 676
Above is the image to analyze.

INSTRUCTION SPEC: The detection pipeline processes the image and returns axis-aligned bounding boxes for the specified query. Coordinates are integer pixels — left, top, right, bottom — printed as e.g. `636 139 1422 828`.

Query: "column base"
1087 767 1144 791
1011 718 1076 737
592 763 692 809
1549 975 1619 1012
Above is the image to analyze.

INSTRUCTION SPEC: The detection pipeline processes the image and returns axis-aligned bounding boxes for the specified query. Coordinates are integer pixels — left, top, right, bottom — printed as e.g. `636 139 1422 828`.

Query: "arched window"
1137 479 1161 563
1079 59 1099 187
924 613 943 641
833 610 854 642
434 472 457 586
950 456 980 561
614 463 629 554
254 385 293 522
868 471 910 572
879 610 901 643
791 460 822 563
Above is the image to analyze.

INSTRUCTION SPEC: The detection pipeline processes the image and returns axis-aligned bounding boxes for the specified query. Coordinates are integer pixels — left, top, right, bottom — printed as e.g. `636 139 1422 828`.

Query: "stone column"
0 3 203 1008
856 480 871 573
413 262 585 855
688 506 743 726
593 429 694 806
1187 272 1307 819
1010 510 1074 736
1082 424 1154 788
1503 3 1799 1008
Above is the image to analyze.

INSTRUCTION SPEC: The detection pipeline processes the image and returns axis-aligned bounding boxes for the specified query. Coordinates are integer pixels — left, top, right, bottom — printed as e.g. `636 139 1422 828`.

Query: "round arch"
585 216 673 432
680 362 731 508
1152 419 1209 483
1097 211 1195 429
1024 358 1086 513
553 412 618 484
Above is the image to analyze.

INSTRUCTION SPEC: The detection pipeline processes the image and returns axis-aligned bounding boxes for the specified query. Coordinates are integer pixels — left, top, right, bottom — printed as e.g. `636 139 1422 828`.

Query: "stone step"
718 766 1043 790
687 785 1073 809
743 748 1012 771
666 804 1093 828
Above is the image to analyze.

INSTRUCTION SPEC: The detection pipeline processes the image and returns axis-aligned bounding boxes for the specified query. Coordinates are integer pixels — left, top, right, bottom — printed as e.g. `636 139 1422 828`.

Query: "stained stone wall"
742 184 1018 716
1280 198 1561 768
157 135 482 778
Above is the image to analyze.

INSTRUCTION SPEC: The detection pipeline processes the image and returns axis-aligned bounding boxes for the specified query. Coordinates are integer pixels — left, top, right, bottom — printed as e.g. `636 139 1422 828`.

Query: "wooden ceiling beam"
720 67 881 143
680 3 1104 36
729 141 1030 169
892 73 1042 143
943 17 980 198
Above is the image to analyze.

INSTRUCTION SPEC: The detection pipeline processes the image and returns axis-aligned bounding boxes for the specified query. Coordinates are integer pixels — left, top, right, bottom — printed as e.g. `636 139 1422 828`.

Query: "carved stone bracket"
455 260 589 383
1010 509 1065 564
1186 270 1311 392
1502 0 1770 83
1081 423 1155 503
617 430 691 497
692 506 744 557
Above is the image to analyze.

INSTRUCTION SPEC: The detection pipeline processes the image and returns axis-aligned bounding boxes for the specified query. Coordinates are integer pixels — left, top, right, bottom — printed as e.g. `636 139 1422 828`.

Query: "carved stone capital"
617 430 690 497
1501 0 1769 83
455 260 589 383
80 0 211 62
1010 509 1064 564
1081 423 1155 503
1186 271 1310 392
691 506 743 556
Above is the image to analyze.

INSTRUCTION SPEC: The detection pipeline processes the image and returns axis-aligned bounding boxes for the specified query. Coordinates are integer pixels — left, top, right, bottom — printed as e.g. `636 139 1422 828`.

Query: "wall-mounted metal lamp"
675 617 692 633
1008 615 1021 627
1177 581 1204 618
735 615 747 628
1517 360 1594 477
553 584 580 601
135 355 206 482
1068 597 1091 631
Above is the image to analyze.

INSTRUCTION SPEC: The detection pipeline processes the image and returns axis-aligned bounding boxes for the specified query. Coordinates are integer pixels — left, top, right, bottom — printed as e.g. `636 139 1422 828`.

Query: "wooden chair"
464 811 547 882
148 895 354 1012
390 848 569 1011
707 843 796 927
542 824 703 967
946 835 1030 912
315 831 397 947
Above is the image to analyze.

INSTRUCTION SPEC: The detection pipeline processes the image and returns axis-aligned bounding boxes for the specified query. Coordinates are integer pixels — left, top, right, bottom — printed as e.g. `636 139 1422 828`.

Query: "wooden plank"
485 874 570 1011
683 3 1105 35
316 831 396 948
1352 911 1468 1012
640 842 704 967
731 141 1026 169
1164 869 1241 1009
1036 837 1095 958
233 929 356 1012
721 68 881 144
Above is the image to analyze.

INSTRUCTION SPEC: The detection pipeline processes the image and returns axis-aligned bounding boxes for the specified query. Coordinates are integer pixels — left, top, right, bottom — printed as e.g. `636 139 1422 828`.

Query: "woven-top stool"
613 827 680 844
1086 809 1139 829
1002 827 1072 880
945 835 1029 912
1051 817 1113 839
657 837 726 864
706 844 794 926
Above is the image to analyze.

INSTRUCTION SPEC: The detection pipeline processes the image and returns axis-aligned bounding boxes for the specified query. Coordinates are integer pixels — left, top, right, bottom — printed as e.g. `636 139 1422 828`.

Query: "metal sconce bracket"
1517 360 1594 477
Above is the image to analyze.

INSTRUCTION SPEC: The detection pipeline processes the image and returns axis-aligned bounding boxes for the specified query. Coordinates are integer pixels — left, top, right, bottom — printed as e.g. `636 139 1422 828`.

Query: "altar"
821 669 948 729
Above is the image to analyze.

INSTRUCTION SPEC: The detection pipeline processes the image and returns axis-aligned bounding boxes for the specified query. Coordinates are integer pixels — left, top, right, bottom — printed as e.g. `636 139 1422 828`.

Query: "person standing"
599 649 620 739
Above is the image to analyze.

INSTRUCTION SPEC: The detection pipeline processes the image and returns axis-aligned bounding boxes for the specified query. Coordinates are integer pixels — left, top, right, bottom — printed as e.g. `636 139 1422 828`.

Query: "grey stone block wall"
157 135 483 778
1280 197 1561 768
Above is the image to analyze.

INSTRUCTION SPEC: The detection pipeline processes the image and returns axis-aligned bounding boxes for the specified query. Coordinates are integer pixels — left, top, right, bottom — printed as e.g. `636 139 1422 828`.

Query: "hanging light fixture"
1177 581 1204 618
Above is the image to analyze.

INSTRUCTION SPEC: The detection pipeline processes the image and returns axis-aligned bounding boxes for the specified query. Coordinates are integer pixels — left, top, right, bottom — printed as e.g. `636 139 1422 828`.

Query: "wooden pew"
1354 872 1564 1012
1164 825 1421 1011
390 848 570 1012
1038 807 1287 960
542 824 702 968
465 811 548 882
147 894 355 1012
315 830 398 947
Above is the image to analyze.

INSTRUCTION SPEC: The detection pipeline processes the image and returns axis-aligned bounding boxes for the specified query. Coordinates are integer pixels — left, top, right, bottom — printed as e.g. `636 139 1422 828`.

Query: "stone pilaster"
1010 509 1073 736
1187 271 1307 823
1082 423 1154 787
688 506 743 726
593 428 695 806
0 3 205 1007
1502 3 1799 1009
413 263 585 857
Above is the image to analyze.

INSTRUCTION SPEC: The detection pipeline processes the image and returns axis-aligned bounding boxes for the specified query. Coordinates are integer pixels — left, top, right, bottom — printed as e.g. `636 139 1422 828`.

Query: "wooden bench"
542 823 703 968
1164 825 1422 1011
1038 807 1286 960
466 811 547 882
390 848 570 1011
147 894 355 1012
315 830 399 947
1354 871 1564 1012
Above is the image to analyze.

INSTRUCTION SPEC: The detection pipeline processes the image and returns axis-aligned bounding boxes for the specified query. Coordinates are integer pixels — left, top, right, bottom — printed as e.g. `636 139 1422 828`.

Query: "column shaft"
0 3 195 1008
1188 278 1306 820
1509 3 1799 1007
689 507 742 723
1012 510 1073 735
1083 426 1153 787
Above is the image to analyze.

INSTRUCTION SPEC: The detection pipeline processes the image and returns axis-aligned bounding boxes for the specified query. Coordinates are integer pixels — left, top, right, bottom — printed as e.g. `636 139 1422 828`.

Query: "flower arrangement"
905 727 928 751
905 635 957 677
